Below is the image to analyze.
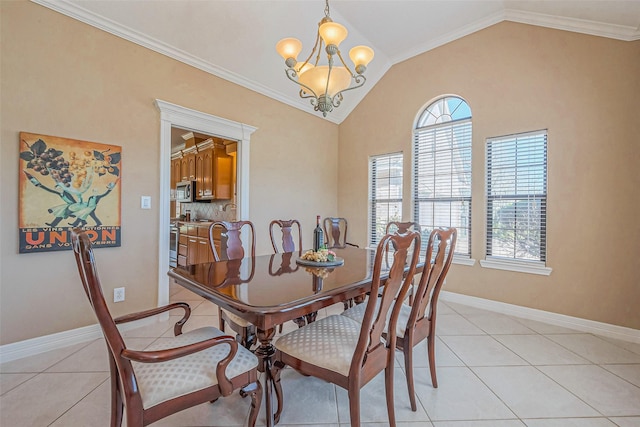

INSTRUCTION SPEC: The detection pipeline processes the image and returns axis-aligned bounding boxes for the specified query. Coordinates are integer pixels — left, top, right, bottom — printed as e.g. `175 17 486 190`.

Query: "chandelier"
275 0 374 117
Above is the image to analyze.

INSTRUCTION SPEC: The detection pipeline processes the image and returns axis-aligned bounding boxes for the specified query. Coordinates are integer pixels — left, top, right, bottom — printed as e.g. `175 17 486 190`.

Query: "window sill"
453 256 476 266
480 258 552 276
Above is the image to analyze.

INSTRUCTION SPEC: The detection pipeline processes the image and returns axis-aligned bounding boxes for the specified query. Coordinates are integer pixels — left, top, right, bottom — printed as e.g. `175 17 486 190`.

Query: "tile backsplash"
180 200 236 221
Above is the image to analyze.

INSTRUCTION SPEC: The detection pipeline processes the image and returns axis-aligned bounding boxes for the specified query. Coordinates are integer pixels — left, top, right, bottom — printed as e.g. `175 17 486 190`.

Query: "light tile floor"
2 284 639 427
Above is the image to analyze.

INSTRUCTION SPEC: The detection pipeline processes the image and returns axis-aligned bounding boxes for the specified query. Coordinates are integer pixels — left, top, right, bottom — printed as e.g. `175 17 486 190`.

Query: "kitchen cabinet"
194 139 233 200
176 222 221 266
171 139 234 201
178 146 197 182
171 156 182 188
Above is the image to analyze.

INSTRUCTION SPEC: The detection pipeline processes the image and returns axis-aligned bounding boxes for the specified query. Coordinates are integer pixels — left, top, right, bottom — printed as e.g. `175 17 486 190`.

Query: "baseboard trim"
440 291 640 344
0 315 162 364
3 295 639 363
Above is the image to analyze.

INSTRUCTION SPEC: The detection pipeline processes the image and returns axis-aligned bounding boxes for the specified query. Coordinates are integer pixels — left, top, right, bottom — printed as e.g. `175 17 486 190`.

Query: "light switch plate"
141 196 151 209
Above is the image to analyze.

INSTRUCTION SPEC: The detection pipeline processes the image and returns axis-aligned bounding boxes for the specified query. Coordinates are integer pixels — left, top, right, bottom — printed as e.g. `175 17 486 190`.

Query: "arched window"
413 96 472 257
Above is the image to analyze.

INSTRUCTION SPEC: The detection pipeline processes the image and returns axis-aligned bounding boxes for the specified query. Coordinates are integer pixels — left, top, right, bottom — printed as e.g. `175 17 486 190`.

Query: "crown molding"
505 8 640 41
390 10 506 64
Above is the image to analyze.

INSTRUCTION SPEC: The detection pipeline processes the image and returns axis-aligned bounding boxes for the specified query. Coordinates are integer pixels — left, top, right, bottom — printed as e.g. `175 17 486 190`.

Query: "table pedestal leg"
255 327 277 426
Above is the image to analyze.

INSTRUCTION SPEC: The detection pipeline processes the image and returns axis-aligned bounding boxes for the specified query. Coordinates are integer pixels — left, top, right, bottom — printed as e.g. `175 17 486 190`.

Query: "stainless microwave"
175 181 195 203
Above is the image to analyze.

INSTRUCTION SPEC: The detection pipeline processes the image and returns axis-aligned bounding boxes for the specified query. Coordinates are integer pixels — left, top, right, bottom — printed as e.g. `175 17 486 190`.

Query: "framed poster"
19 132 122 253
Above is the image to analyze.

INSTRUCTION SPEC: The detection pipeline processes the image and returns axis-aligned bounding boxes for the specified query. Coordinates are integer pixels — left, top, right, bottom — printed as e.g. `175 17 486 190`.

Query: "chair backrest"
351 230 421 377
323 217 349 249
269 219 302 253
385 221 420 235
209 220 256 261
409 228 457 326
71 229 141 408
384 221 421 257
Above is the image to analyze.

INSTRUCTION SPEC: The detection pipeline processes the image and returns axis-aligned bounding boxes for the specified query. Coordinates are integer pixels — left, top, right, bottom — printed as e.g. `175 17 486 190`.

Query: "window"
485 130 548 265
369 153 403 247
413 96 472 257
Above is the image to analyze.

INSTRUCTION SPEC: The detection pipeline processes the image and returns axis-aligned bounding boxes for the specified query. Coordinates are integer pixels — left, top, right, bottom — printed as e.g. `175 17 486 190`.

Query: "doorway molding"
155 100 257 306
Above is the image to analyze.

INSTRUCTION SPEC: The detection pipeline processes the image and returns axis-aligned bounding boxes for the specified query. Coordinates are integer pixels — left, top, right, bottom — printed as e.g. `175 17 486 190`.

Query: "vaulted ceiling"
34 0 640 124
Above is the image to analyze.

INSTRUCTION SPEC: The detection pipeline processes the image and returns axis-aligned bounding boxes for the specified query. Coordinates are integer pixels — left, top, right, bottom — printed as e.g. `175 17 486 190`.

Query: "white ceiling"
34 0 640 124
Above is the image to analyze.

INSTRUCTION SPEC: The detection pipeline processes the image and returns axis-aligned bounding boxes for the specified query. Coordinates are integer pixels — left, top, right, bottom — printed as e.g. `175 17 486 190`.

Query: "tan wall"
0 2 338 345
339 22 640 329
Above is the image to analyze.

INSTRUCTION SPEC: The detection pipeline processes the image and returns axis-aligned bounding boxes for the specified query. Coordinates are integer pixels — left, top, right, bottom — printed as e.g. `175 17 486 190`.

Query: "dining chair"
386 221 421 235
385 221 421 303
269 219 302 254
71 229 261 427
269 219 311 327
271 230 421 427
342 227 457 411
323 217 359 249
209 220 258 349
323 216 360 309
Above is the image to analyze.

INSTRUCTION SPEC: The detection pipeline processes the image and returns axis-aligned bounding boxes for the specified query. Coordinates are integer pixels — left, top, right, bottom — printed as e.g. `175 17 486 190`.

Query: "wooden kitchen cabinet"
177 222 216 266
194 139 233 200
171 157 182 188
178 146 197 182
214 146 233 199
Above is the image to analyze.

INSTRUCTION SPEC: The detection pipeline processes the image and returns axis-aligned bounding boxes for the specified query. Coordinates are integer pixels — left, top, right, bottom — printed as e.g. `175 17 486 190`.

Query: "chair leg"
293 316 306 328
347 386 361 427
427 334 438 388
218 307 225 332
385 363 397 426
108 355 123 427
272 361 285 424
245 325 256 350
241 381 262 427
403 345 417 411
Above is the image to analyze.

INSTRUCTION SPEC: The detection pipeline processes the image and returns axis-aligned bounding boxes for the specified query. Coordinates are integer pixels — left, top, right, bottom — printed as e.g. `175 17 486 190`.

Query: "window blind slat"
369 153 403 246
413 97 472 257
486 130 547 262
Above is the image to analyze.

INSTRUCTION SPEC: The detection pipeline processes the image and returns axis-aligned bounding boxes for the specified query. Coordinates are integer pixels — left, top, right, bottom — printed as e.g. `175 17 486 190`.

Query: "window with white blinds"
369 153 403 247
413 96 472 257
486 130 547 263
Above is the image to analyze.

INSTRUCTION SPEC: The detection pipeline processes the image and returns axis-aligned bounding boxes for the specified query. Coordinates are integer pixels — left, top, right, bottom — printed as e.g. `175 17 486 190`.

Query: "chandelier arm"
285 68 320 99
335 50 357 76
331 75 366 108
298 89 317 100
301 30 323 69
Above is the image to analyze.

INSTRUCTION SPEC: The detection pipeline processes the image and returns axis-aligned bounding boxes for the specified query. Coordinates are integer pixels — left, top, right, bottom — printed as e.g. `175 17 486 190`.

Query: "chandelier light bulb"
276 38 303 63
319 21 348 48
349 45 374 74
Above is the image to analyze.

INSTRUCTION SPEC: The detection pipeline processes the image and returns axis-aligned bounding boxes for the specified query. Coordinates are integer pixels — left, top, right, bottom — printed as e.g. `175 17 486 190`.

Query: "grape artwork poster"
19 132 122 253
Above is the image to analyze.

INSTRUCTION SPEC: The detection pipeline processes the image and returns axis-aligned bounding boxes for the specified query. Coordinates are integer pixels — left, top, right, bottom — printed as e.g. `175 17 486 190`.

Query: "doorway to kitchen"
156 100 256 306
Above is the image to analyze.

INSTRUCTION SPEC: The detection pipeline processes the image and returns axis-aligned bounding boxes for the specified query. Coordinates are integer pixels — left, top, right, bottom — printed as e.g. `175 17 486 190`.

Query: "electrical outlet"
114 287 125 303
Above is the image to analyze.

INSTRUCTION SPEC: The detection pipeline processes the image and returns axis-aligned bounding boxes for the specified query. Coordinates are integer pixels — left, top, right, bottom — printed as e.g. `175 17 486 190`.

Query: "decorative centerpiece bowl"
296 247 345 267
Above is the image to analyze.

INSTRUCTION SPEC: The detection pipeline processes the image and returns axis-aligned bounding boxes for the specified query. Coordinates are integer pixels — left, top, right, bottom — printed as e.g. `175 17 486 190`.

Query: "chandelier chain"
324 0 330 17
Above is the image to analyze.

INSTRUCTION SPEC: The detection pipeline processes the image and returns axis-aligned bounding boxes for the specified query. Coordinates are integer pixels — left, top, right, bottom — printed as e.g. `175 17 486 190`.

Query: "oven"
169 222 178 267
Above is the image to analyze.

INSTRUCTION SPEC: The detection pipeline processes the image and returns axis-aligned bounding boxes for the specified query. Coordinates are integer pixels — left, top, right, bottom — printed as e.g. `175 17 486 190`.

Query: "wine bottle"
313 215 324 251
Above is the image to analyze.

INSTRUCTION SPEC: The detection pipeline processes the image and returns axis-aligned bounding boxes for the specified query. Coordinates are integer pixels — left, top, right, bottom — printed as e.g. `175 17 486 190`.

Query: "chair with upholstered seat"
209 220 257 349
71 229 261 427
342 227 457 411
271 230 421 427
323 217 359 249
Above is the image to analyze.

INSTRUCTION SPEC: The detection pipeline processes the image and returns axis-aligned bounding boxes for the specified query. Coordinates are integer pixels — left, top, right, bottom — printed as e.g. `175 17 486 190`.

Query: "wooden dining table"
168 246 401 426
